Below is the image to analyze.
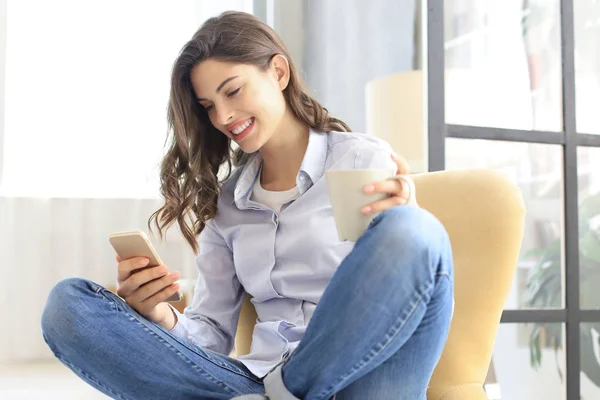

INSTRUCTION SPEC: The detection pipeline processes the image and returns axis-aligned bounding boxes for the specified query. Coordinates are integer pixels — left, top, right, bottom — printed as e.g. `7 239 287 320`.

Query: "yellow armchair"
233 169 526 399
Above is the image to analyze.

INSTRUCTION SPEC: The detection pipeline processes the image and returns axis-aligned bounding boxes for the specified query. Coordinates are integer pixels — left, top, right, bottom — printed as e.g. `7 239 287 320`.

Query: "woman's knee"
367 205 448 250
362 206 453 279
41 277 97 343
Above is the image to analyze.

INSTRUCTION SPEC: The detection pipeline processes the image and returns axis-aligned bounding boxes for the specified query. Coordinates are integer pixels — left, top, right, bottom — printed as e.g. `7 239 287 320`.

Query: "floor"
0 360 109 399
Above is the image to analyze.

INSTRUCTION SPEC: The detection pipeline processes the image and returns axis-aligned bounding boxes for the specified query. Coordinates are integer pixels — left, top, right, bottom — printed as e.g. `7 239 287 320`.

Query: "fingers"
117 264 169 298
125 271 180 305
117 256 150 283
361 178 410 215
391 152 410 175
135 282 181 316
363 179 407 197
361 194 407 215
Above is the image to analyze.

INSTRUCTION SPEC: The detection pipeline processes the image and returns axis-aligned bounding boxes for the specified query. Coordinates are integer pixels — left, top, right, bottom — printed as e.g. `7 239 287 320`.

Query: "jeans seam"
315 279 436 400
96 284 261 385
126 314 243 396
179 341 261 383
182 341 262 384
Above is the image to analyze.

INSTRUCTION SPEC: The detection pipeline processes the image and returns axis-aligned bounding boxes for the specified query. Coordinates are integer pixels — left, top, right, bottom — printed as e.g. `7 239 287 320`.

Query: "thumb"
391 152 410 175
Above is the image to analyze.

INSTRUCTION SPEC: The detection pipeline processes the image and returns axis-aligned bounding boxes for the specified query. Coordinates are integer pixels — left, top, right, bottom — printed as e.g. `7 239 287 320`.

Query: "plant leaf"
580 232 600 263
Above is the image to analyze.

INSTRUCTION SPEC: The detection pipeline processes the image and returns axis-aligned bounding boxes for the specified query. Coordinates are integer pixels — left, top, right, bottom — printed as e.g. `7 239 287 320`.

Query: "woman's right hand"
115 255 180 327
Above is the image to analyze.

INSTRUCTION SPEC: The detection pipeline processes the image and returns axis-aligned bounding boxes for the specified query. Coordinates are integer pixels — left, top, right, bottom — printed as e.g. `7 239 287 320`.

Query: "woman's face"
190 56 289 153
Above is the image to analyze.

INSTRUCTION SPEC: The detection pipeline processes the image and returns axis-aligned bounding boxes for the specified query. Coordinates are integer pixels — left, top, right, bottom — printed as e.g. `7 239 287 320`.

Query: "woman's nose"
215 105 234 126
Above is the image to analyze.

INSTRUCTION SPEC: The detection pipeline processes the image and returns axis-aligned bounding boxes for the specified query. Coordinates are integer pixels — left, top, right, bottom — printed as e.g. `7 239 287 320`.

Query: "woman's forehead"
191 60 254 94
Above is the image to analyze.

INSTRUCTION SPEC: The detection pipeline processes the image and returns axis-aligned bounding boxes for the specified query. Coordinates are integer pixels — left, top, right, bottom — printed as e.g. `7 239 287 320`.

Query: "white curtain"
0 0 252 363
0 197 197 362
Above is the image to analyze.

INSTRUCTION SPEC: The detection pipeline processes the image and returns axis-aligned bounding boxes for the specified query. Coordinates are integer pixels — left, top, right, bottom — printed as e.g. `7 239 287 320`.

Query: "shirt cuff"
166 303 186 336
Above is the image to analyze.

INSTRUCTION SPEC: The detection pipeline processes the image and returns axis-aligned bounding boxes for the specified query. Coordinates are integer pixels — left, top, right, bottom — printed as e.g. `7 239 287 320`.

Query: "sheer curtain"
0 0 252 363
300 0 418 133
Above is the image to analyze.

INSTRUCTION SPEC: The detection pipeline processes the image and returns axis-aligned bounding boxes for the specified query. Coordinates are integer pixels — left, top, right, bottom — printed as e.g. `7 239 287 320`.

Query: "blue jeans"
41 206 453 400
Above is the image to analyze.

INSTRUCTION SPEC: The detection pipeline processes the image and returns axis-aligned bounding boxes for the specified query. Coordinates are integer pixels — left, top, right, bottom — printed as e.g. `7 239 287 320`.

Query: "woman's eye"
204 104 214 112
227 88 241 97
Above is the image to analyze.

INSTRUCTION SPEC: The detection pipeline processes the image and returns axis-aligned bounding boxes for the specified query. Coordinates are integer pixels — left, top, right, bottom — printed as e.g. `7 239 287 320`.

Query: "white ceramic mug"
325 169 416 242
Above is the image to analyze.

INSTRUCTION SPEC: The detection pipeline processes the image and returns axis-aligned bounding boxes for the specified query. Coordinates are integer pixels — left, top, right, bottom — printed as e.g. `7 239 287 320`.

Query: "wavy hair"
149 11 350 254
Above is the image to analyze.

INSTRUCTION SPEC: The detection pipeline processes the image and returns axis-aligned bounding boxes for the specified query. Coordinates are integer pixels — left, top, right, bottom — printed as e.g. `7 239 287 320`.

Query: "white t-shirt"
252 178 299 213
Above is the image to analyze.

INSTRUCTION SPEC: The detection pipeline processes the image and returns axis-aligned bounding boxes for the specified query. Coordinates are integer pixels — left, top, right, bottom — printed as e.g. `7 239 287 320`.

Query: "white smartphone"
108 230 182 303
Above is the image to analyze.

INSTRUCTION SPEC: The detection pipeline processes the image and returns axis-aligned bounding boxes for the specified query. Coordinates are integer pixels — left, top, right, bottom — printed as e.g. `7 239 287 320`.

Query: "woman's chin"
239 143 261 154
237 133 265 154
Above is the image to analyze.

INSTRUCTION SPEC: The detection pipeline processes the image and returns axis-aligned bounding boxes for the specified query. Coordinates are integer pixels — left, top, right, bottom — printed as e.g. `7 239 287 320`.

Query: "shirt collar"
299 129 328 188
232 129 329 207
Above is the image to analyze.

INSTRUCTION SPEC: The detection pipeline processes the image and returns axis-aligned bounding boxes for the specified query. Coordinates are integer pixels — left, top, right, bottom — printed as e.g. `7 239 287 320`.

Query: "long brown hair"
149 11 350 254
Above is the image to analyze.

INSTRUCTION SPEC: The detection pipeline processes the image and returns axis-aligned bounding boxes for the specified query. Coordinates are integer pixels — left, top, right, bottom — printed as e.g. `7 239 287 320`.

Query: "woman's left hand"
361 152 411 215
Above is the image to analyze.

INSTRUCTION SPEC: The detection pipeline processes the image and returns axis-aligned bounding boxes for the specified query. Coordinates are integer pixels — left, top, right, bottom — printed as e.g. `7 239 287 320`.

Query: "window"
441 0 600 397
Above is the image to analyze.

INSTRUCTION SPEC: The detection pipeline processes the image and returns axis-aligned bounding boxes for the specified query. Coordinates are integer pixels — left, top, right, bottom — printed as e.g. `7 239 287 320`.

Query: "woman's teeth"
231 118 254 135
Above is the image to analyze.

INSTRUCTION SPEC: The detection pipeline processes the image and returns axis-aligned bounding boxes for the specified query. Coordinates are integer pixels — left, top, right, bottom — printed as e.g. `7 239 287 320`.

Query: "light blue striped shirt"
169 130 402 377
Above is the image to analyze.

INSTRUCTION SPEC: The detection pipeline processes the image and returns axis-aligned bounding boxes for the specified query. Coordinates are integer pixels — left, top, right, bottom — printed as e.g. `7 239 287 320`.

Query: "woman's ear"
269 54 290 91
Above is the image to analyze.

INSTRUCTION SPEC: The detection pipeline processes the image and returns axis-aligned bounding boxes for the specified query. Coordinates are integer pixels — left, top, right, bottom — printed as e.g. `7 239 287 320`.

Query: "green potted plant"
522 192 600 388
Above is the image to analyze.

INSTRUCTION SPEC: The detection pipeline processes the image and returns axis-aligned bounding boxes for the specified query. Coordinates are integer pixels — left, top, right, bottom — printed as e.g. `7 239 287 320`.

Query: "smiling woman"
151 11 351 254
39 8 452 400
190 58 291 153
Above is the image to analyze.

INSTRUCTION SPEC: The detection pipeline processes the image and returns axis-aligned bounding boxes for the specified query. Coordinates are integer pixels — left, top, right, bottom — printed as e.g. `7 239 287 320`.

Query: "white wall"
0 0 6 187
272 1 304 69
299 0 418 132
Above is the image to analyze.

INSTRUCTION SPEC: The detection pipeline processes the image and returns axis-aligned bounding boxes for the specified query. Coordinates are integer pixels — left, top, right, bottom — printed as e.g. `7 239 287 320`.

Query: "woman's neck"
258 110 309 191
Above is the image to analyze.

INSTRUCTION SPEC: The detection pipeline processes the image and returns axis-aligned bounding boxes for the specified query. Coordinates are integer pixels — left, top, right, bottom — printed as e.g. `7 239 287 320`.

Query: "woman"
41 11 453 400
